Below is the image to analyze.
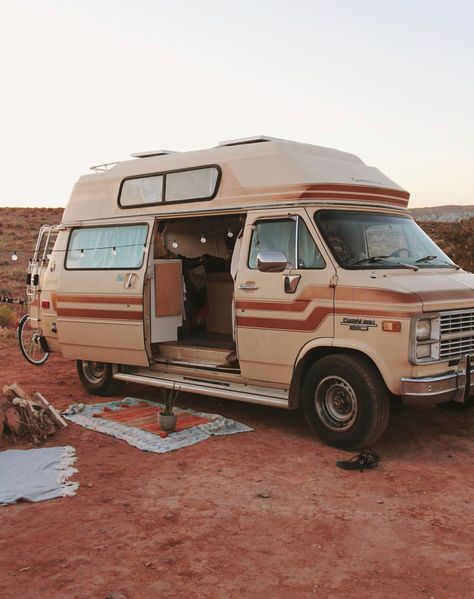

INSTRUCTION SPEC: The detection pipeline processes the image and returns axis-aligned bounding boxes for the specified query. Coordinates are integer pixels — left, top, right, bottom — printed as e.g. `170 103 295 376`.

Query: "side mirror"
257 250 289 273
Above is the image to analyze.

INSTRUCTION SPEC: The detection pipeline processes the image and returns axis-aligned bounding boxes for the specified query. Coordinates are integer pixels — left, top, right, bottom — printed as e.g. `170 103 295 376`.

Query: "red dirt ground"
1 340 474 598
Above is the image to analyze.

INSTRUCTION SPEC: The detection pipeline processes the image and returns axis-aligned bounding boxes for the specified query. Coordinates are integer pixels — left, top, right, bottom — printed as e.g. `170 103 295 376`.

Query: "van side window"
65 224 148 270
119 166 220 208
248 218 325 269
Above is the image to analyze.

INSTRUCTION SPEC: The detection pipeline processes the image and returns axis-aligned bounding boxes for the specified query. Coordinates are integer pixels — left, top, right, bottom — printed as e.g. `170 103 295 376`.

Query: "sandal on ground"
336 449 379 472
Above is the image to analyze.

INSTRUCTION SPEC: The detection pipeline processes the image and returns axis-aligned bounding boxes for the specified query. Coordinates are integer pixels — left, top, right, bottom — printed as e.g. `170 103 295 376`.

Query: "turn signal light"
382 320 401 332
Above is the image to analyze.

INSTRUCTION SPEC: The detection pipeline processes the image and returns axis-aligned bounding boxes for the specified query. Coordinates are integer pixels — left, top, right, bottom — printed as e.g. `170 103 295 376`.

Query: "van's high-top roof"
62 136 409 223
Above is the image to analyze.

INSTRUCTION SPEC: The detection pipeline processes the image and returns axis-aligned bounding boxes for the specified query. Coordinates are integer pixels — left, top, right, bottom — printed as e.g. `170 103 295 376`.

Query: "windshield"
315 210 455 269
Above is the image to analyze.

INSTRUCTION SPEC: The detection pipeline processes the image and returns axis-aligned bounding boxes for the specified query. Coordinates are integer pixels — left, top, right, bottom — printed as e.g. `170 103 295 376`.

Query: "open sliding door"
56 222 151 367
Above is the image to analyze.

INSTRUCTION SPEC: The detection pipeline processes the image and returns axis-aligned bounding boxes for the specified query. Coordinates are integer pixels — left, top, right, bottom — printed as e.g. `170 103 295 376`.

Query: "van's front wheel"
302 354 390 450
76 360 123 396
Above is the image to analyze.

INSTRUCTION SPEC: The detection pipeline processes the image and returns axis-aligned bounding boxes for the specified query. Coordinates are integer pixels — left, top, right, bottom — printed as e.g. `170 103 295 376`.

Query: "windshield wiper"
415 255 461 269
351 256 419 271
415 255 438 263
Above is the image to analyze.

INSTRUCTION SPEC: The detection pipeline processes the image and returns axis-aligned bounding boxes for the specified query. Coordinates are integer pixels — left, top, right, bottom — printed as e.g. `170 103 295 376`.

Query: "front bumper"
401 354 473 406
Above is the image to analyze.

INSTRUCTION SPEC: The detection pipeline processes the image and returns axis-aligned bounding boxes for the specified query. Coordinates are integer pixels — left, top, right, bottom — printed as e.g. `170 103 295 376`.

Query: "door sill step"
113 370 289 408
153 357 240 374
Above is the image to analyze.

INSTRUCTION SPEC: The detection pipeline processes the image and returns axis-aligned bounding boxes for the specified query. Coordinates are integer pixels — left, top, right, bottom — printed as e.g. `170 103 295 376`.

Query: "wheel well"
289 347 386 409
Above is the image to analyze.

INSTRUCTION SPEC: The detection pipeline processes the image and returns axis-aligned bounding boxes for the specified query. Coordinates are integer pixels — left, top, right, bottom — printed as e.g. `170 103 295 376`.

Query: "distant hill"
0 207 63 300
0 206 473 301
410 205 474 222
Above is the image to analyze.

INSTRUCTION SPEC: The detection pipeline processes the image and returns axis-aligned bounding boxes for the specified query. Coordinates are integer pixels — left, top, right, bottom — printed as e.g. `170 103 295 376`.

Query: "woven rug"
64 397 253 454
93 400 212 438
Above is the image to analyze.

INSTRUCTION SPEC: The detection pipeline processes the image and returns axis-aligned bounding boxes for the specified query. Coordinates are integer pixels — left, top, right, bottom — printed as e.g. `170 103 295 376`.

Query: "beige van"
20 136 474 449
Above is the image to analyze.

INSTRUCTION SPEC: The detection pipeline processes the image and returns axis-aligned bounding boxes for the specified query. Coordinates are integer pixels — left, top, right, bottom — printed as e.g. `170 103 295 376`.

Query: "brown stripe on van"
56 308 143 320
236 285 333 312
50 292 58 312
237 306 333 331
223 183 409 206
299 192 408 206
56 294 143 305
237 305 416 332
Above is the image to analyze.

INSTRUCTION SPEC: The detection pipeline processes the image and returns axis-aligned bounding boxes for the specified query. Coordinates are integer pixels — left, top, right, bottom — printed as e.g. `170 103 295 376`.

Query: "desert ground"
1 337 474 598
1 208 474 598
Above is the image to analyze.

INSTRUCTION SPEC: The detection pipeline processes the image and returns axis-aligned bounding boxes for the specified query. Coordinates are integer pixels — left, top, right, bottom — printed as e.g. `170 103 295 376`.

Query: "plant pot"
159 413 177 432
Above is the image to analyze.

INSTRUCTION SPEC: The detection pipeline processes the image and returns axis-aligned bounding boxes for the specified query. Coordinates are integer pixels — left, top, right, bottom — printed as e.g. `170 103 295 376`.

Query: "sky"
0 0 472 209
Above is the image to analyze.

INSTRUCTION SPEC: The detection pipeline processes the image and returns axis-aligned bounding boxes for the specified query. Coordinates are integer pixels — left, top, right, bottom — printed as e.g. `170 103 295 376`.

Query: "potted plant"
159 383 181 432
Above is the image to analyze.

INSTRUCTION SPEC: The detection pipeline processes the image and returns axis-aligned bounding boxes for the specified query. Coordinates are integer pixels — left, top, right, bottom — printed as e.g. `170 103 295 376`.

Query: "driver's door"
235 209 335 385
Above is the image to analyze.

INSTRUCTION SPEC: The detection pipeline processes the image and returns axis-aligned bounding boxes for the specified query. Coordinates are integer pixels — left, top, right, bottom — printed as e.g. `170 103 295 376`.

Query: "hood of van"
388 269 474 312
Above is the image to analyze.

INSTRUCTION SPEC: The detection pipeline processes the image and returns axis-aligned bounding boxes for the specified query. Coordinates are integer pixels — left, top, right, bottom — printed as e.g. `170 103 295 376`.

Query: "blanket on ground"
93 400 212 437
64 397 252 453
0 445 79 506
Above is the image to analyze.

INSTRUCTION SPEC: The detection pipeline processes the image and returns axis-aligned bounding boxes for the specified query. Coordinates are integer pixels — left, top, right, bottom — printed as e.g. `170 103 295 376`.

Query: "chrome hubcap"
315 376 358 431
83 361 106 383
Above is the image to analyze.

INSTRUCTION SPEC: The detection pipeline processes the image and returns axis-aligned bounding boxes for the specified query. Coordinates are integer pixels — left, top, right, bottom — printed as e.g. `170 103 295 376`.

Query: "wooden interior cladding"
154 262 182 317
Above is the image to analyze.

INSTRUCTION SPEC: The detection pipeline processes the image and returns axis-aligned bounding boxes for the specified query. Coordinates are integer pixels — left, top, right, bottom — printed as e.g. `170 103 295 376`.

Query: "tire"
76 360 123 396
18 314 50 366
302 353 390 450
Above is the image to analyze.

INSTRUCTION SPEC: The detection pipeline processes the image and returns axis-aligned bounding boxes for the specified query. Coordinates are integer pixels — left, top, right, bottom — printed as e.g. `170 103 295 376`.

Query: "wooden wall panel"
154 262 182 317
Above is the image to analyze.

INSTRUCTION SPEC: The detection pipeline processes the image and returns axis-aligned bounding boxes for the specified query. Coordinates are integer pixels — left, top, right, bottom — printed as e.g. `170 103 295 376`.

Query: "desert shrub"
0 326 16 342
9 267 26 282
0 305 15 327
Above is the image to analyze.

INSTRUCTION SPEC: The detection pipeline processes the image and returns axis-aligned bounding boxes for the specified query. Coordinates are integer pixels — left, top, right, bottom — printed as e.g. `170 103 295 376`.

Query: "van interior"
149 214 243 373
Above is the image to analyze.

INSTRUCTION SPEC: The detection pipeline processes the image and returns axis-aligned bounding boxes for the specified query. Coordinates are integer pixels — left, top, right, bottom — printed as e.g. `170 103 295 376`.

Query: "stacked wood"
0 383 67 445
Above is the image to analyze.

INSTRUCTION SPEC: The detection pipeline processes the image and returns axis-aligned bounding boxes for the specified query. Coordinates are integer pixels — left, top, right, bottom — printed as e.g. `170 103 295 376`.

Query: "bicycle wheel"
18 314 50 365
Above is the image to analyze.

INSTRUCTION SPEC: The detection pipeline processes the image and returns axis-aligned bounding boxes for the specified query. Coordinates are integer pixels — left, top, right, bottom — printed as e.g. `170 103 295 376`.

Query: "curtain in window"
66 225 148 269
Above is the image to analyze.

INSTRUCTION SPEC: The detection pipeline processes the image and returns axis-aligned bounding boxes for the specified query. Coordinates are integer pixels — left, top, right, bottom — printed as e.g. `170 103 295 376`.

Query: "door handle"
284 274 301 294
238 282 259 290
125 273 138 289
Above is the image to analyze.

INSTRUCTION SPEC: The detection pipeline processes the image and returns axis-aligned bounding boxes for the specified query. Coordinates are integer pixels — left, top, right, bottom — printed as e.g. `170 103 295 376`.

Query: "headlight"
416 344 432 359
410 315 441 364
416 319 431 340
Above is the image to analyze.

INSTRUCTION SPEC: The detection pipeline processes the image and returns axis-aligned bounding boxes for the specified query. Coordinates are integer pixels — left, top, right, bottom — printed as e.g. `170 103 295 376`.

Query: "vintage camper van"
19 136 474 449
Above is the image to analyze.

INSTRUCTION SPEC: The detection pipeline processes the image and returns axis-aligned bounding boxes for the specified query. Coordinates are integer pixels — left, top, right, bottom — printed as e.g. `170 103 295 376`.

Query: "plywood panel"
155 261 182 317
207 273 234 335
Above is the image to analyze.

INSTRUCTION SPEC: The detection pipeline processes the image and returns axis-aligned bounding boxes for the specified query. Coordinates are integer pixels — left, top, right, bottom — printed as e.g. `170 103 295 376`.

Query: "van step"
156 342 230 365
154 357 240 374
113 370 289 409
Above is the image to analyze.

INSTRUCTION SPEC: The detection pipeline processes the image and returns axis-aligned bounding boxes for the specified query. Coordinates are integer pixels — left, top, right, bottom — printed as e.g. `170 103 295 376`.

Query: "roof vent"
131 150 177 158
218 135 277 147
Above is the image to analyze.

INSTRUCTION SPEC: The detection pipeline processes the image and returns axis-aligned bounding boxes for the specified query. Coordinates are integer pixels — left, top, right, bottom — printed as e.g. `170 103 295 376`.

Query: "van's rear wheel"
76 360 123 396
302 354 390 450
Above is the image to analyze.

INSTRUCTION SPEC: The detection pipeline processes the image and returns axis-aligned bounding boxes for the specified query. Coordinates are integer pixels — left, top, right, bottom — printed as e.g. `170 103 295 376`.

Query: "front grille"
440 309 474 360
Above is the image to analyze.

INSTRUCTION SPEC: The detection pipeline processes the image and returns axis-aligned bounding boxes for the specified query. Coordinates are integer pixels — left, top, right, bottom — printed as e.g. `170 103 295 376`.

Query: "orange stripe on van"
56 307 143 320
237 306 417 332
56 294 143 305
236 299 310 312
237 306 333 331
223 183 409 206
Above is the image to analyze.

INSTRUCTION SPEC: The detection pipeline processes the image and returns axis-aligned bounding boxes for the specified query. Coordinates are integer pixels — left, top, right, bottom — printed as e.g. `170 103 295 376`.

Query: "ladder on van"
26 224 57 305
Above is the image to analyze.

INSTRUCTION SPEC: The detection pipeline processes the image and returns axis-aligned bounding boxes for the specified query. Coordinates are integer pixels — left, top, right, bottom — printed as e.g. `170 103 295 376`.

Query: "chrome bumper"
401 354 473 406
